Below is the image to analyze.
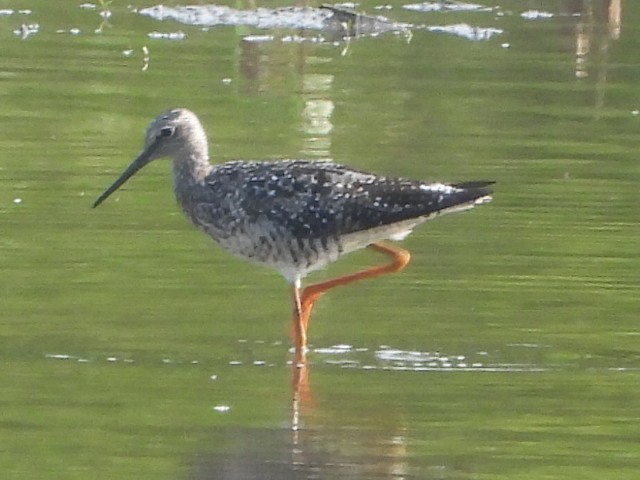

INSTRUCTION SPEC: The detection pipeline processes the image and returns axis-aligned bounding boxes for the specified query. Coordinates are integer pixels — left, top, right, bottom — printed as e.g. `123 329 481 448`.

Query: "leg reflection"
291 347 312 434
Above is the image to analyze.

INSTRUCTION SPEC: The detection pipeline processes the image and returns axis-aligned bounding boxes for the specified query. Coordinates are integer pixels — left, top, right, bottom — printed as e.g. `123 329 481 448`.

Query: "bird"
93 108 493 352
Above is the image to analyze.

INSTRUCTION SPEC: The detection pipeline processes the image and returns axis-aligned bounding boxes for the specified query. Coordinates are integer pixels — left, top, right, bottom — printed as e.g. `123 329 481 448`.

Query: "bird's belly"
193 214 425 283
200 221 342 282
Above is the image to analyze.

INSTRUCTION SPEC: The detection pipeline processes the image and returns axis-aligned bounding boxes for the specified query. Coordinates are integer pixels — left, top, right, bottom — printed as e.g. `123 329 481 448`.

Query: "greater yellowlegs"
93 108 493 351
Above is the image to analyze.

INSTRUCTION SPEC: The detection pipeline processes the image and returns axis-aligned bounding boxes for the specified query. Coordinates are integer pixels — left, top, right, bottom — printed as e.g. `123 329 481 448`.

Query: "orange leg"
290 242 411 352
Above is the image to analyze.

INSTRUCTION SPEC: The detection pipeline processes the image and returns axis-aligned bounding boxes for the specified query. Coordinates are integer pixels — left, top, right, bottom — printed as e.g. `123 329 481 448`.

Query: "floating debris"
13 198 22 204
426 23 502 41
213 405 231 413
281 34 326 44
13 23 39 39
141 45 149 71
403 1 493 13
139 4 409 41
141 5 327 29
45 353 73 360
242 34 275 43
521 10 554 20
147 30 186 40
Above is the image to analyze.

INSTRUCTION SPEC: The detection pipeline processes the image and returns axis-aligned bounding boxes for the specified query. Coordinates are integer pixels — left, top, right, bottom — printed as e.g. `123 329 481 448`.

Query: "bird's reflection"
190 427 326 479
291 348 311 428
191 419 410 480
189 349 410 479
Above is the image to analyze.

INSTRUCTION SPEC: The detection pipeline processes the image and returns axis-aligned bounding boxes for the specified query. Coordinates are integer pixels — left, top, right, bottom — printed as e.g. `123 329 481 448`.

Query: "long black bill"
93 143 157 208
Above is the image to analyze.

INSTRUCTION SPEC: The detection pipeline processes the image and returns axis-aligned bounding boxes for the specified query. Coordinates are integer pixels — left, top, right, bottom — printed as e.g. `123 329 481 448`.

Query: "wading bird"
93 108 492 351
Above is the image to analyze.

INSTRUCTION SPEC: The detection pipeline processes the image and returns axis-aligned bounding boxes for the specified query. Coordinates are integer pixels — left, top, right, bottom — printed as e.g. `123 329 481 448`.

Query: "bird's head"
93 108 208 208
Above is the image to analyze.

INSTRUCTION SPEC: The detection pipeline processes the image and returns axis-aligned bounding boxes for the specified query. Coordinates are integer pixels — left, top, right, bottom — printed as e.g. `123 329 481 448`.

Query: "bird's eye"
158 126 174 138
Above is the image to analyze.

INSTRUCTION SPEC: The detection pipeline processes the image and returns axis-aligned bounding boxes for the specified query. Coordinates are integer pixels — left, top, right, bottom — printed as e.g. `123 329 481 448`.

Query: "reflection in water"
43 341 622 479
238 38 306 95
572 0 621 80
238 37 335 154
568 0 623 117
190 424 410 480
192 348 410 479
188 340 554 479
301 73 334 157
285 344 547 478
291 349 311 433
195 352 411 480
251 342 547 479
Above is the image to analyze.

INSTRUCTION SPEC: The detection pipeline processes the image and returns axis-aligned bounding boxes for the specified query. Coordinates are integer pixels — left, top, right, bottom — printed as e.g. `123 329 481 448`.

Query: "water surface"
1 1 638 479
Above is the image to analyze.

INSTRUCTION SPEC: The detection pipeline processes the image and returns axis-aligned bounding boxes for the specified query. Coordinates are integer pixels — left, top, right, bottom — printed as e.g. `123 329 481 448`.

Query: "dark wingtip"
452 180 495 190
452 181 495 199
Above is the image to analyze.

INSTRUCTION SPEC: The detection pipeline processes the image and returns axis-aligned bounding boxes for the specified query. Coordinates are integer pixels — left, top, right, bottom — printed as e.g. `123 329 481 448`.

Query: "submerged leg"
290 242 411 350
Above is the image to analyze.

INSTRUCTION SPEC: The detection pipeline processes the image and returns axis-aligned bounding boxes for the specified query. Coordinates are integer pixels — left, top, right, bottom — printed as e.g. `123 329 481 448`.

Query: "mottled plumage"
183 159 491 282
93 108 493 349
94 108 492 282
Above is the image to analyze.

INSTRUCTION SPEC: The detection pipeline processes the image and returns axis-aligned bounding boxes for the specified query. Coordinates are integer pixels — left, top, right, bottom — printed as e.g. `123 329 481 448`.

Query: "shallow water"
1 1 639 479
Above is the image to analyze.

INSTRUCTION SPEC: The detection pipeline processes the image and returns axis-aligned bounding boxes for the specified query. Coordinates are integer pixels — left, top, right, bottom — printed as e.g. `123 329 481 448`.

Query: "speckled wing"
338 177 493 239
205 159 492 242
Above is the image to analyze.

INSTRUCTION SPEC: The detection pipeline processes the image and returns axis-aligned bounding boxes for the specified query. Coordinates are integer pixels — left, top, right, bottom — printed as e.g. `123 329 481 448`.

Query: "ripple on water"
310 344 548 372
42 342 556 372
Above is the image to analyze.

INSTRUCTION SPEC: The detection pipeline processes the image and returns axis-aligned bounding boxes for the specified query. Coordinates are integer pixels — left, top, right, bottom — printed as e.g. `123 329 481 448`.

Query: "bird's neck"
172 150 212 186
172 118 212 184
172 153 213 224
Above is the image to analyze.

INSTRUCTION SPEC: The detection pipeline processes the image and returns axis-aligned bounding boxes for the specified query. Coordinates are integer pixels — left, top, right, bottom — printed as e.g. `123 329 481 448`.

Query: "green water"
1 1 639 479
